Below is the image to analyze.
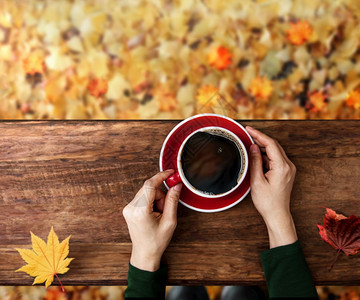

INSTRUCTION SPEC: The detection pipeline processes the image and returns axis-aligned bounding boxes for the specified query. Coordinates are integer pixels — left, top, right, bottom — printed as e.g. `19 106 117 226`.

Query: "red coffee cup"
162 126 248 198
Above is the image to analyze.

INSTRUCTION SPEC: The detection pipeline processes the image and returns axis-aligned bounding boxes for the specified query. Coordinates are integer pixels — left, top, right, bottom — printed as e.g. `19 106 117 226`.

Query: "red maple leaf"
317 208 360 271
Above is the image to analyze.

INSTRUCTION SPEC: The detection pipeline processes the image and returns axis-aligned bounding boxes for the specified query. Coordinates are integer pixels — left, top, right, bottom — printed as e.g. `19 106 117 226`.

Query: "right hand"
246 126 298 248
122 169 183 272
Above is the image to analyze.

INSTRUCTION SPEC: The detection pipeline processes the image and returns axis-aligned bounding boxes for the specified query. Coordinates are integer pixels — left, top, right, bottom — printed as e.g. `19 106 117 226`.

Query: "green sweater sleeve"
124 263 167 299
260 240 318 298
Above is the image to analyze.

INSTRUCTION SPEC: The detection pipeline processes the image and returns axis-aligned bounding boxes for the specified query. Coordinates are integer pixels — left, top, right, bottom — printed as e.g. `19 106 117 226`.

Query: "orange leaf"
308 90 327 112
196 85 219 107
157 92 177 112
248 76 273 101
23 53 45 75
207 46 232 70
45 287 66 300
286 21 313 46
87 77 108 98
346 90 360 109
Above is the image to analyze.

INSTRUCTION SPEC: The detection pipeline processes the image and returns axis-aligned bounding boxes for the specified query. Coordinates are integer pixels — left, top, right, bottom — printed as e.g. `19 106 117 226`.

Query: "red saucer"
159 114 254 213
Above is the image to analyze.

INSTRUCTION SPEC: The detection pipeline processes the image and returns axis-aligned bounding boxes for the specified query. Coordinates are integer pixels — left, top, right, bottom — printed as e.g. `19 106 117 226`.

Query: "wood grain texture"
0 120 360 285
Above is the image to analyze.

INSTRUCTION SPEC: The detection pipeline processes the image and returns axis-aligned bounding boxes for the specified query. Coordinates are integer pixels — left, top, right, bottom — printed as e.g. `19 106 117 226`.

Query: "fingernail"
173 183 182 191
250 144 259 153
247 126 254 130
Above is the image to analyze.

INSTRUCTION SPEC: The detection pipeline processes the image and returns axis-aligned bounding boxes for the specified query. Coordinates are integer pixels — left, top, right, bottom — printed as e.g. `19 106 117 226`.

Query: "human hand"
246 126 298 248
122 169 183 271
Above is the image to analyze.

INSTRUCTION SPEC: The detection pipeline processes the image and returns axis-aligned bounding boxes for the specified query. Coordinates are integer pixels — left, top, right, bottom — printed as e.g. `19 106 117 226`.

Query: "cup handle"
165 172 182 188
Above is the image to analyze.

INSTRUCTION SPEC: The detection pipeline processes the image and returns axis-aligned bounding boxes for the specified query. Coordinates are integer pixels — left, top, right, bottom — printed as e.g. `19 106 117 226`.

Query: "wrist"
264 213 298 249
130 250 161 272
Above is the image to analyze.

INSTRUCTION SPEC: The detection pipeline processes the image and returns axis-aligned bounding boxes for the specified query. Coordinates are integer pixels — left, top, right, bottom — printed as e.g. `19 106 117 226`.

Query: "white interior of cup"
176 126 249 198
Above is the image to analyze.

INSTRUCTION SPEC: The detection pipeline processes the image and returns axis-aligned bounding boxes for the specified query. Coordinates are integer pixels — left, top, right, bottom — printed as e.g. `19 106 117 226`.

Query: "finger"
155 197 165 213
246 126 285 163
162 183 182 223
274 139 293 165
262 154 270 170
249 144 267 186
139 169 175 206
255 137 284 157
154 189 166 212
141 188 165 202
153 211 161 218
259 146 266 153
251 131 289 162
144 169 175 190
155 189 165 200
256 136 293 168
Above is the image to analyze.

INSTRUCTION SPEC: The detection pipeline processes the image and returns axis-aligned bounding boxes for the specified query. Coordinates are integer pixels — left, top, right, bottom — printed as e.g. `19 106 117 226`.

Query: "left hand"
122 169 183 271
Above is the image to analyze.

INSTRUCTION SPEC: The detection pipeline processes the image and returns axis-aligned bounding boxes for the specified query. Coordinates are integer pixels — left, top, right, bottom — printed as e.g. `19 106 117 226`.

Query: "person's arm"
260 240 318 298
124 263 167 298
246 126 318 298
122 169 182 299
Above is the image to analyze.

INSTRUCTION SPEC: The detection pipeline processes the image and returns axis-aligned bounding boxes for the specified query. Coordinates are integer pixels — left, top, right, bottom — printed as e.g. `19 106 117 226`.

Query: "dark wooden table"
1 120 360 286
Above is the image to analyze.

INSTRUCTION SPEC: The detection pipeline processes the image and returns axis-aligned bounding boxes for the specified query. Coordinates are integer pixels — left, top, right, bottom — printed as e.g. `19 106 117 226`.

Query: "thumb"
249 144 266 186
162 183 182 222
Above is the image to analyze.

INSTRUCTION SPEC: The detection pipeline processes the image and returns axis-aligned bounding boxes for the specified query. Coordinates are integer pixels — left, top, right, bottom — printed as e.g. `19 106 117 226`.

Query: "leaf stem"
54 273 65 292
329 248 341 271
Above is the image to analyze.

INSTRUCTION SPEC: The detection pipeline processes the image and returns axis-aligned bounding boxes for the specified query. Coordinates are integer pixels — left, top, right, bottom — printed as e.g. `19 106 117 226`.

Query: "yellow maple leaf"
346 90 360 109
23 53 45 75
248 76 273 101
196 85 220 108
15 227 73 291
286 21 313 46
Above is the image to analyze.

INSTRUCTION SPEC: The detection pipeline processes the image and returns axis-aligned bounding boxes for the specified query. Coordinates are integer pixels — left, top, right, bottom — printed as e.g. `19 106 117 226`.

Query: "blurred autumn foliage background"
1 0 360 119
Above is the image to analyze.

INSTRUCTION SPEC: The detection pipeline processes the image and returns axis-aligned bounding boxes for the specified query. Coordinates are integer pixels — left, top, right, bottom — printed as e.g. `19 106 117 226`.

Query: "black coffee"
181 131 242 195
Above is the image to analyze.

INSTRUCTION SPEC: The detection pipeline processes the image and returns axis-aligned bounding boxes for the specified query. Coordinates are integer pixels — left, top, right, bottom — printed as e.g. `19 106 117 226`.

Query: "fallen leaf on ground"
196 85 219 108
45 287 67 300
308 90 328 112
207 46 232 70
286 21 313 46
23 53 45 75
15 227 74 291
87 77 108 98
317 208 360 271
346 90 360 109
248 76 273 101
157 91 177 112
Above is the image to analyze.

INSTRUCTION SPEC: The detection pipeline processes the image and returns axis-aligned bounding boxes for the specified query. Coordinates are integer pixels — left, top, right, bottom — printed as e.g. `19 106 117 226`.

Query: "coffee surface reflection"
181 131 241 195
